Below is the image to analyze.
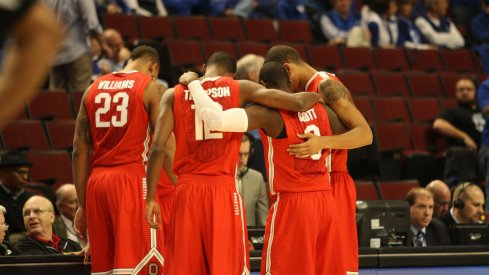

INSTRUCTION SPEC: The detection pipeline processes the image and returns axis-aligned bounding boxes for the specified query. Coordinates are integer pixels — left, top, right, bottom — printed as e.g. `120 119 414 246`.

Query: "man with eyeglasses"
433 77 484 185
0 205 19 256
426 179 452 218
15 196 81 255
0 150 35 243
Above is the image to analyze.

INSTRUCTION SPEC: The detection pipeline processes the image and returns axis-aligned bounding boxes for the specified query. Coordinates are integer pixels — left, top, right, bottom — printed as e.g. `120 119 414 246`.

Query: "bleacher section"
1 14 487 194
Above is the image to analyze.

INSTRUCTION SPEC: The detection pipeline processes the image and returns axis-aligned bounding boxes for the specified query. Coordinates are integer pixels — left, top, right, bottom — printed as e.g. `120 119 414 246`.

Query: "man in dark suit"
407 187 450 246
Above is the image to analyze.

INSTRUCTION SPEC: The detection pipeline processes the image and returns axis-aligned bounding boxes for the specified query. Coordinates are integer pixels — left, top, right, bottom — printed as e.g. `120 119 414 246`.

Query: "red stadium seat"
353 97 377 124
379 180 420 200
71 91 84 115
236 41 269 57
439 72 466 98
173 16 211 41
243 19 279 43
374 122 412 152
440 98 457 110
374 48 410 71
277 20 312 44
307 45 344 71
1 120 50 150
406 49 443 72
342 47 377 71
337 72 375 97
405 72 443 97
202 41 238 59
371 72 410 97
355 180 381 200
139 16 175 42
46 120 76 150
103 14 140 42
406 98 442 123
409 123 445 155
208 17 246 42
373 97 410 122
28 150 73 191
440 49 477 73
28 92 74 120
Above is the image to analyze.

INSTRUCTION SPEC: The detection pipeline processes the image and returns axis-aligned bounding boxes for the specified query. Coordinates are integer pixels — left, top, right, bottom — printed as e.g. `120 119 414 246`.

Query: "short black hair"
259 61 290 90
129 45 160 66
265 45 303 65
207 51 237 74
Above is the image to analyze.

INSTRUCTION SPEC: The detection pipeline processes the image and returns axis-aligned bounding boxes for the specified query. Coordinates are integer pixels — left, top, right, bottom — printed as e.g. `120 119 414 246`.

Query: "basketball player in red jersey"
265 45 372 274
145 51 322 275
73 45 174 274
183 60 372 274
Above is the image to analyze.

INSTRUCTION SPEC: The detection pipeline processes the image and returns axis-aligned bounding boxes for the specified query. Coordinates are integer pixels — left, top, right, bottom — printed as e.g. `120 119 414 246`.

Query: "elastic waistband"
277 189 332 198
178 174 235 186
91 163 145 174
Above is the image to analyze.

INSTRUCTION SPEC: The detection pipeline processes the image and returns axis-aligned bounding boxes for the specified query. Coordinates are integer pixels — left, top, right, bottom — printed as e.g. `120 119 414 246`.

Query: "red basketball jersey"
173 76 243 176
259 103 332 194
305 71 348 172
86 71 152 168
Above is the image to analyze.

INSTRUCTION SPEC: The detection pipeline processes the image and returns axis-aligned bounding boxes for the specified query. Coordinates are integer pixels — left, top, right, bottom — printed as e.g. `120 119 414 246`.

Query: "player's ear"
283 63 293 77
202 63 207 74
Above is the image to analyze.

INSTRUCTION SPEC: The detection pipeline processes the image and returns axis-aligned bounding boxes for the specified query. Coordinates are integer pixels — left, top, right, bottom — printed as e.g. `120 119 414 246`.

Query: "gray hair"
0 205 6 214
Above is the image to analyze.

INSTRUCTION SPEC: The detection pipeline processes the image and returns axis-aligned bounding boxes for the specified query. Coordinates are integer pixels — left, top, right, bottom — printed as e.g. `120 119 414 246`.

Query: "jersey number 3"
95 92 129 128
304 124 321 160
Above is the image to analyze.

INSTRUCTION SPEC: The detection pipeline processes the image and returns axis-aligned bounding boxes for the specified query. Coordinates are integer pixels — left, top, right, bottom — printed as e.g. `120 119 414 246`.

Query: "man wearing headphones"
238 133 268 227
440 182 485 232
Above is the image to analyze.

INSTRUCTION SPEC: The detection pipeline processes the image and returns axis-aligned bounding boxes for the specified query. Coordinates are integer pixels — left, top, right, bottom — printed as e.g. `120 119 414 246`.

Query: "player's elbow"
363 127 373 145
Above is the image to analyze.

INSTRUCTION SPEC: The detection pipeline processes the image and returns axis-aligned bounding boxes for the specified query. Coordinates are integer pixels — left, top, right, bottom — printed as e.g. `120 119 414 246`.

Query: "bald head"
426 180 451 218
452 183 485 223
56 184 78 220
23 196 55 239
235 54 264 83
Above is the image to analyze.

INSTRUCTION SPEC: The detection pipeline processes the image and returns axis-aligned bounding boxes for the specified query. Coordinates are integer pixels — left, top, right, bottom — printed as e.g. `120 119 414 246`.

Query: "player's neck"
299 65 317 90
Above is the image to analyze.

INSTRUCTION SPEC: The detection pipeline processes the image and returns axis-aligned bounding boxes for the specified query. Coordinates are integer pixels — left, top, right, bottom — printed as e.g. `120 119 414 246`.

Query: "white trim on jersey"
141 125 151 164
234 178 251 275
132 246 165 275
266 136 275 195
92 268 134 275
265 193 280 275
347 272 359 275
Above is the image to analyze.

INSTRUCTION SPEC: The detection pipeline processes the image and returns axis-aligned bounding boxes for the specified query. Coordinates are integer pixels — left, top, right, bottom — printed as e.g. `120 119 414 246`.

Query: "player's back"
260 102 332 194
85 71 152 168
173 76 243 177
306 71 348 172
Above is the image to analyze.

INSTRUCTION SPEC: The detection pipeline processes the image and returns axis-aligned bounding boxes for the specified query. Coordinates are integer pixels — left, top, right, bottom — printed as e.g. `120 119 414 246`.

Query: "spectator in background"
0 205 20 256
0 0 63 129
97 29 131 75
406 188 450 246
361 0 399 48
122 0 167 16
319 0 368 46
45 0 111 92
16 196 81 255
397 0 434 49
236 54 264 83
451 0 480 31
415 0 464 49
275 0 308 20
164 0 200 16
471 0 489 43
433 77 484 184
476 76 489 210
440 182 485 232
53 184 85 247
0 151 34 243
95 0 127 15
425 179 452 218
237 134 268 227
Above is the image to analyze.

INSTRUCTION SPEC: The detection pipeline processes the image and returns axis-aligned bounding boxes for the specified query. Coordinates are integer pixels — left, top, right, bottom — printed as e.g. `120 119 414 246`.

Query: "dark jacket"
15 234 81 255
0 241 20 256
425 218 451 246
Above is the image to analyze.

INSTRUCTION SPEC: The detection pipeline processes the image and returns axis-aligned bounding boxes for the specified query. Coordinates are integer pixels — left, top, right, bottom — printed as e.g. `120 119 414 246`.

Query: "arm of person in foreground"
0 2 63 128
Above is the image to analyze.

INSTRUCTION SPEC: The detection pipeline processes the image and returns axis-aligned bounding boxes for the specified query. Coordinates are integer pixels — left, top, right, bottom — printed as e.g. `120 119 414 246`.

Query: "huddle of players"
74 44 372 275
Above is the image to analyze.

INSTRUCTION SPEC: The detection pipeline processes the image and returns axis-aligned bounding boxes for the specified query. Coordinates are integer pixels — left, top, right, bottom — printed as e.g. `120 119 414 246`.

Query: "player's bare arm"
245 105 284 138
288 78 372 158
146 89 175 229
240 80 321 111
72 88 92 240
143 80 177 184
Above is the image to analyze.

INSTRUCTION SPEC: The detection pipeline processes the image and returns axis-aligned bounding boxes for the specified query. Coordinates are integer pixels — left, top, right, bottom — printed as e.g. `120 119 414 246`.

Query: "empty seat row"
104 15 313 44
338 71 487 98
355 179 420 200
1 120 75 151
27 150 73 191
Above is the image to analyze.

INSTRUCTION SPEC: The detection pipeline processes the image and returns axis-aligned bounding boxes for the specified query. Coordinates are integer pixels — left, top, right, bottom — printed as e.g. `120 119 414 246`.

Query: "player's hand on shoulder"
179 71 199 86
287 133 325 158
